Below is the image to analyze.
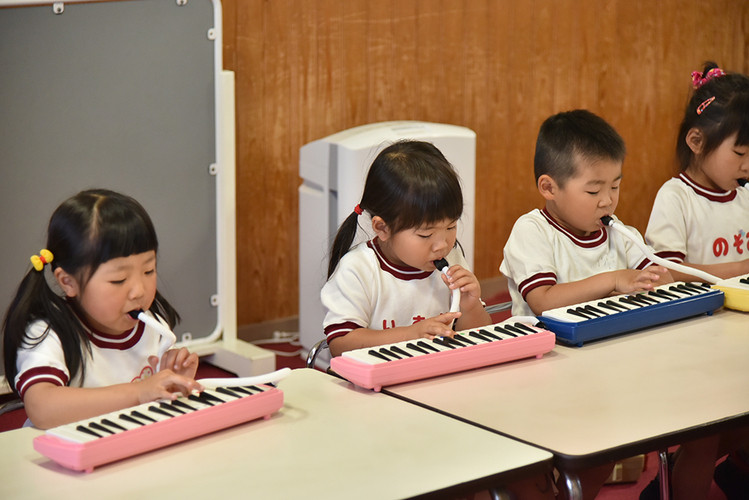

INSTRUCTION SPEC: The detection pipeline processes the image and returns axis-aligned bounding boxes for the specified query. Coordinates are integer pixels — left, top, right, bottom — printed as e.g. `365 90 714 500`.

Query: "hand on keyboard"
138 361 204 404
614 265 672 294
411 312 462 340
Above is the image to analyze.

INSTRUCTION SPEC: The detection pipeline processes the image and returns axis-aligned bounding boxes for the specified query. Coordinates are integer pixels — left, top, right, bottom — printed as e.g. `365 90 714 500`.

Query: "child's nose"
129 279 146 299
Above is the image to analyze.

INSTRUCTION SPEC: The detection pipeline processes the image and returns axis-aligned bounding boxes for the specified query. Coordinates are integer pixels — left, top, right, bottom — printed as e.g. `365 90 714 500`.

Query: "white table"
0 368 552 499
383 309 749 498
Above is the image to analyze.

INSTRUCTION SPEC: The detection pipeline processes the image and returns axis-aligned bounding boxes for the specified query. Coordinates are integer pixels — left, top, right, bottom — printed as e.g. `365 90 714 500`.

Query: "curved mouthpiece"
738 178 748 187
600 215 614 226
128 309 143 320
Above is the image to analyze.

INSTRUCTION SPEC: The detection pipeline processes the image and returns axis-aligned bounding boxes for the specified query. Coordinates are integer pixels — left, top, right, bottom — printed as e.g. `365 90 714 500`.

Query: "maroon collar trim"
678 172 737 202
540 208 608 248
368 238 434 281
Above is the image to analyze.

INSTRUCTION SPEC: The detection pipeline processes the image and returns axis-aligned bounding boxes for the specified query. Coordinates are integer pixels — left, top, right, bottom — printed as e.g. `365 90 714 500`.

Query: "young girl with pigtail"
640 62 749 500
321 140 491 358
3 189 202 429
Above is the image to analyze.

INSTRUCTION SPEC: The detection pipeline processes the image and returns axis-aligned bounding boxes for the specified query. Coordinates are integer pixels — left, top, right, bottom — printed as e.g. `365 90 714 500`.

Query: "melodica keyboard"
540 282 724 346
329 317 555 391
713 274 749 312
33 384 283 472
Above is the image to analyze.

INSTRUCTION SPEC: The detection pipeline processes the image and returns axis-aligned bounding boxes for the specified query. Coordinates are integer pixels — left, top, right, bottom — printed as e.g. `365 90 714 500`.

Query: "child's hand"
136 368 203 404
154 347 200 378
410 312 461 340
441 265 483 312
614 266 671 294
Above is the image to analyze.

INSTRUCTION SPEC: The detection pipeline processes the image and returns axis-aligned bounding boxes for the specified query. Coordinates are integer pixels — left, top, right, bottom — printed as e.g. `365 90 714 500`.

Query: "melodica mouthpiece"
128 309 143 320
738 179 748 187
600 215 614 226
433 258 449 271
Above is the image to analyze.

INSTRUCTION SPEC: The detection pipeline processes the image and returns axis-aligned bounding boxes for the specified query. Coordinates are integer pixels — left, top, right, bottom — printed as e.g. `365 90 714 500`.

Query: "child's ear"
537 174 558 201
686 128 704 155
371 216 392 241
54 268 80 298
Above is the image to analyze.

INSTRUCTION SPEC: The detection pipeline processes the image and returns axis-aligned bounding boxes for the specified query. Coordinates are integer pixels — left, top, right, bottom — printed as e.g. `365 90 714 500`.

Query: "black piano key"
567 308 593 320
454 333 477 345
416 340 440 353
740 277 749 285
246 385 264 392
159 402 186 415
469 330 493 342
215 387 243 399
368 349 391 361
227 386 254 395
188 394 216 407
100 418 127 432
671 284 695 296
619 296 644 307
481 328 502 340
88 422 116 435
626 295 651 306
652 288 679 300
636 294 659 305
76 425 103 438
148 405 176 417
683 282 707 293
389 345 414 358
582 305 606 317
201 392 226 404
119 413 146 426
599 301 628 312
130 410 157 423
495 325 518 336
513 323 538 334
503 324 529 336
443 336 466 347
405 342 429 354
172 399 199 411
379 347 401 360
433 337 456 349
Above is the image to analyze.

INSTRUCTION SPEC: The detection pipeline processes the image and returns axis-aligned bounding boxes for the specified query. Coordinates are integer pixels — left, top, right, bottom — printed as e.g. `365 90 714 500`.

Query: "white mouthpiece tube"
434 259 461 313
197 367 292 389
133 310 177 370
601 216 721 284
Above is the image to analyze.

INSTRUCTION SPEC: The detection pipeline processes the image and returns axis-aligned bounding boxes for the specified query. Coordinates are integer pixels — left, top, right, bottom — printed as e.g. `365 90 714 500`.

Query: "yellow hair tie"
30 249 54 272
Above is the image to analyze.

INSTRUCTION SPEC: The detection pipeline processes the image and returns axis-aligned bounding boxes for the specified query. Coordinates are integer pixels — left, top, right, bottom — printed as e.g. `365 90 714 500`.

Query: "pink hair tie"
692 67 726 89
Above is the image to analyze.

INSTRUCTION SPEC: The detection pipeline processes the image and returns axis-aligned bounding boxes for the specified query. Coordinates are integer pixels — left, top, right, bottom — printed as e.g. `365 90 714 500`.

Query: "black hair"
676 61 749 170
534 109 626 186
3 189 179 396
327 140 464 278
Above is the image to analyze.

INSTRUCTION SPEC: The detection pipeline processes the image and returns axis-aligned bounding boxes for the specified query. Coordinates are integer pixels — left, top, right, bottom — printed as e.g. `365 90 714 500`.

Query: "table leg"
658 450 671 500
561 471 583 500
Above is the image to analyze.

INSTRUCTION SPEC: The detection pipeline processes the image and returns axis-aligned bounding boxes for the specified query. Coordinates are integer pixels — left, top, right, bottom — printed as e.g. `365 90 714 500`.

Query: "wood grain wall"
221 0 749 326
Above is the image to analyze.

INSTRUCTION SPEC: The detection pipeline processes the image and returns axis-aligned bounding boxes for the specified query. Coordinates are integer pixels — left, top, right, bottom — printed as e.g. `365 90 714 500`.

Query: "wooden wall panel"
223 0 749 326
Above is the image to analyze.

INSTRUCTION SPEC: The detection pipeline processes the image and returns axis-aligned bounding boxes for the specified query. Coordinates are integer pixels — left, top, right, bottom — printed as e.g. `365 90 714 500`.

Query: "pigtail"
327 211 361 279
2 269 88 397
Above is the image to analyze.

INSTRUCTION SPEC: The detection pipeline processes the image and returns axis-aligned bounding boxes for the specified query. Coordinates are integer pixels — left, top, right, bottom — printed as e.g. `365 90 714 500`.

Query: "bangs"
88 210 158 265
390 172 463 232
